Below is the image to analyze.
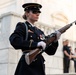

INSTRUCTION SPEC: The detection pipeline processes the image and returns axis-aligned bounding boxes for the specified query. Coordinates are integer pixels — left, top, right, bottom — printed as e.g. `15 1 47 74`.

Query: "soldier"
71 48 76 72
63 40 71 73
9 3 61 75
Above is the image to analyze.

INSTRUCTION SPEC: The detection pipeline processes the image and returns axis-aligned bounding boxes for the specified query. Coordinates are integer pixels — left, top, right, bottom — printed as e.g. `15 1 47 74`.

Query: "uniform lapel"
25 21 43 37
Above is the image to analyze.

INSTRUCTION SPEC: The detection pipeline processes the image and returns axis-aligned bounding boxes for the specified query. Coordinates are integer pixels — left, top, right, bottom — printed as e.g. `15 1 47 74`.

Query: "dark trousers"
63 58 70 73
74 61 76 72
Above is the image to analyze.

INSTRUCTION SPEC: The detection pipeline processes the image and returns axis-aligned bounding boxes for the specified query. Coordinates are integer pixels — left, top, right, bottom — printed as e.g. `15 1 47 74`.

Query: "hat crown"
22 3 42 11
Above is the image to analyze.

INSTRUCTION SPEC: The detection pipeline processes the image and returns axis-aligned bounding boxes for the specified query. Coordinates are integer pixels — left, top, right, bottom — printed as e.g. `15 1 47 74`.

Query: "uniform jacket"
63 45 70 59
9 21 58 75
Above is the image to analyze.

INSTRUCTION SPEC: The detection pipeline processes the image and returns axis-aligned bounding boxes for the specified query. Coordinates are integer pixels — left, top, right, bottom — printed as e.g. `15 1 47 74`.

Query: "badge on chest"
40 34 45 40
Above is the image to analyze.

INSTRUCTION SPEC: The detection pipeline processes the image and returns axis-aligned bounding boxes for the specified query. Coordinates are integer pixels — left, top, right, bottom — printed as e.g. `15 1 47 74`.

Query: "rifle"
25 21 76 65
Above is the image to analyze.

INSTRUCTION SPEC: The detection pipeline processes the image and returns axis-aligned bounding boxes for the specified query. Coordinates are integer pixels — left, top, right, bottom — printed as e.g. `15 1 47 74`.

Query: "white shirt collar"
27 21 35 27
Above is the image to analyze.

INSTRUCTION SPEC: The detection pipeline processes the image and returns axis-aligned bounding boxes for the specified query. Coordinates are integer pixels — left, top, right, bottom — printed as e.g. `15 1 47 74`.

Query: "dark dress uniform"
9 21 58 75
74 59 76 72
63 45 70 73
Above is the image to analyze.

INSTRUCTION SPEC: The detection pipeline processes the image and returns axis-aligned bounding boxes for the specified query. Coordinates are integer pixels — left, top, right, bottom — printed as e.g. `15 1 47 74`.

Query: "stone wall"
0 12 23 75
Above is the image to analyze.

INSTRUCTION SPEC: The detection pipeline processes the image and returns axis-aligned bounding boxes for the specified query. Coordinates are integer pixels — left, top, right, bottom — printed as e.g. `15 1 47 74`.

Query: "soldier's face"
66 40 69 45
27 10 40 22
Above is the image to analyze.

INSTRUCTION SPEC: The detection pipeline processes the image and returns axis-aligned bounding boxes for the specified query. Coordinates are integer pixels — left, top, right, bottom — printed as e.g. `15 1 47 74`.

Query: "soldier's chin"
35 19 38 22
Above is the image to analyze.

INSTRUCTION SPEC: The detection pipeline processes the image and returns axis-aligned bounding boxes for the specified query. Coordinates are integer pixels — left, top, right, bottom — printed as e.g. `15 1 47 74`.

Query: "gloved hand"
37 41 46 50
55 30 61 41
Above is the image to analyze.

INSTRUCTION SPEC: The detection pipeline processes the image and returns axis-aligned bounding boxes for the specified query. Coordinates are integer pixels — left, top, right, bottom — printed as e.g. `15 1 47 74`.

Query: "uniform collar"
26 21 35 27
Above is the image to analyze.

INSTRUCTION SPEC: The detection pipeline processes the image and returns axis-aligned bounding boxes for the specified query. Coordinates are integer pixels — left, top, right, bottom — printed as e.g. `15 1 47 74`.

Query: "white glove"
37 41 46 50
55 30 61 41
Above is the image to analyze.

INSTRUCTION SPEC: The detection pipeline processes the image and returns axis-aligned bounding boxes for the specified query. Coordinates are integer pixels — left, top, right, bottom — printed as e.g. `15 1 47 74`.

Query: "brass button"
30 36 32 37
38 37 39 39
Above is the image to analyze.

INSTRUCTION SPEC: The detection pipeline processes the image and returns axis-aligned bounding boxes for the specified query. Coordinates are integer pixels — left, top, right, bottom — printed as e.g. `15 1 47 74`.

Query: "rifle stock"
25 21 76 65
25 48 41 65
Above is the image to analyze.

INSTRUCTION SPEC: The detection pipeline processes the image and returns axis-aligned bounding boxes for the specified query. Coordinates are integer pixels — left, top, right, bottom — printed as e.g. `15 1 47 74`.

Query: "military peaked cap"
22 3 42 11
